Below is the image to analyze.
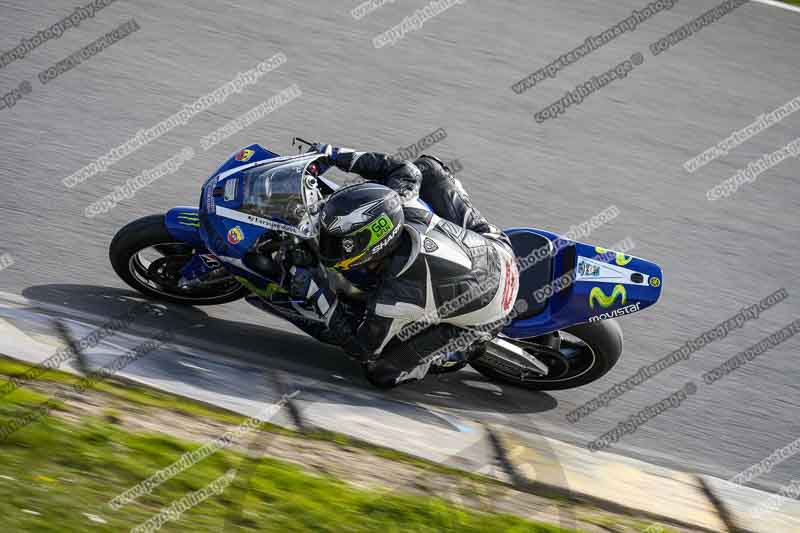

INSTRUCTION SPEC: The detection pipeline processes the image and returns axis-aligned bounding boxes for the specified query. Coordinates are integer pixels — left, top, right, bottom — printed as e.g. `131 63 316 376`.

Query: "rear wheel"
469 320 623 391
109 215 248 305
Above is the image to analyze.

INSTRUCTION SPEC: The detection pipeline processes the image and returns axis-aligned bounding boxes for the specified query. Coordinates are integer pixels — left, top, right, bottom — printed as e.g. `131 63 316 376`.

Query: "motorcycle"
109 139 663 390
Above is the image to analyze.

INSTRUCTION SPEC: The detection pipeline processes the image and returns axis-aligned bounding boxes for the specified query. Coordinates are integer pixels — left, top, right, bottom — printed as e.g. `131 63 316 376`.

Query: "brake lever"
292 136 317 153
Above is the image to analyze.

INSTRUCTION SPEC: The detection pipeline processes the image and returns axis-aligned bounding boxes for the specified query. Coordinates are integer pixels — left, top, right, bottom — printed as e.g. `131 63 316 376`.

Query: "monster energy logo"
177 212 200 228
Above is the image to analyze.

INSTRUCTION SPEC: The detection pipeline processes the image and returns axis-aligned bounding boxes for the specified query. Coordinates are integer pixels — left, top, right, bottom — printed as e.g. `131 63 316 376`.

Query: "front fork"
178 253 232 289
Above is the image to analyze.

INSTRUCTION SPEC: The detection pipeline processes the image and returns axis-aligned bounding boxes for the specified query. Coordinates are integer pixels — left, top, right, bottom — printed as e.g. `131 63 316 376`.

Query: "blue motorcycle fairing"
210 144 281 178
163 142 288 255
201 152 324 264
162 143 664 341
502 228 662 339
164 206 205 249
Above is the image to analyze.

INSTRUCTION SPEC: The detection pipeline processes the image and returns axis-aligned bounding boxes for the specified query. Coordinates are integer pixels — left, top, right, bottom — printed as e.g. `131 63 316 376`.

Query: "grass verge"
0 357 499 484
0 357 579 532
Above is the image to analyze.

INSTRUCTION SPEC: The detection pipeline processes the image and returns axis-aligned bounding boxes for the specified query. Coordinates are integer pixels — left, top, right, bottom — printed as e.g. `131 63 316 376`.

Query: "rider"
311 145 520 388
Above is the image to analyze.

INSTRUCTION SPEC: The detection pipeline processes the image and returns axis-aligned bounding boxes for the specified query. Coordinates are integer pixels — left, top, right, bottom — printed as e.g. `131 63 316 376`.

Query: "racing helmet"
318 183 404 271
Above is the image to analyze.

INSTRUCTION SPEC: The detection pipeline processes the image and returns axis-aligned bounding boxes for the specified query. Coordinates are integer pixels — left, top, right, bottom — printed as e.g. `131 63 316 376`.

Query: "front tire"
469 320 623 391
109 215 248 305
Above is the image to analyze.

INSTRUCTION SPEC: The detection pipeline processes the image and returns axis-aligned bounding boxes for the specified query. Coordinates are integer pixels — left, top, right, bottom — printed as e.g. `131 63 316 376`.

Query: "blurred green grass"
0 357 250 426
0 364 580 532
0 356 503 483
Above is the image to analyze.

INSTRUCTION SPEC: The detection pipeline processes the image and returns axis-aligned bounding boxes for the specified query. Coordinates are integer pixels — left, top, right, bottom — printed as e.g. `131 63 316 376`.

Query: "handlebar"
292 136 317 153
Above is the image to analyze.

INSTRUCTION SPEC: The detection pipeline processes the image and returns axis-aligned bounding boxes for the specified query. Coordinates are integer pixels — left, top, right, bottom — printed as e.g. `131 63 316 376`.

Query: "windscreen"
240 159 308 227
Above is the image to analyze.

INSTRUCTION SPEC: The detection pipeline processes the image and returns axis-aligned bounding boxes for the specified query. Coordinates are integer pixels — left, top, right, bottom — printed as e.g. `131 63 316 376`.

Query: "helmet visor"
319 212 397 270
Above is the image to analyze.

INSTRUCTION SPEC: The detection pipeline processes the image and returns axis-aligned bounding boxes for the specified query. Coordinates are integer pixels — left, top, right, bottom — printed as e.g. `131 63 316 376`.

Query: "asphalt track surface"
0 0 799 496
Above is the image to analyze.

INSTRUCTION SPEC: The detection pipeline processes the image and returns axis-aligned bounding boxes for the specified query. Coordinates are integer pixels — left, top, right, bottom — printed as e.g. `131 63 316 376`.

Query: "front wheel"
469 320 623 391
109 215 248 305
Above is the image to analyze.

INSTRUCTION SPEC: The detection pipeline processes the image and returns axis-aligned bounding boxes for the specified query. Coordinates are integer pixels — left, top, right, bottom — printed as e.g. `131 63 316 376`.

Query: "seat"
508 230 554 319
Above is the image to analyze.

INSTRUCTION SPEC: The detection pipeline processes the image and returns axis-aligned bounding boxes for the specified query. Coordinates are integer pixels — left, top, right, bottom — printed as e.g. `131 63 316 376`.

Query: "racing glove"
313 143 355 164
292 266 366 353
320 299 368 358
290 266 339 318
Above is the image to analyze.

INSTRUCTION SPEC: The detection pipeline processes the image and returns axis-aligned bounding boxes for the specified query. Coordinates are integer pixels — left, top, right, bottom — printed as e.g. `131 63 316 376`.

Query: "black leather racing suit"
324 151 520 388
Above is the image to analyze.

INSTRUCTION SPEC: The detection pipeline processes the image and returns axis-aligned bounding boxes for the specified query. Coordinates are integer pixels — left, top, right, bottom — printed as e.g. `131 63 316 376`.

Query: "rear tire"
469 320 623 391
110 215 248 305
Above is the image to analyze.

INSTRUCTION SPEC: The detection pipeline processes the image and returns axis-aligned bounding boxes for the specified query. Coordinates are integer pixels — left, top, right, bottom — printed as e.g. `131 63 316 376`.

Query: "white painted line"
753 0 800 14
0 290 147 326
0 291 29 305
178 360 214 373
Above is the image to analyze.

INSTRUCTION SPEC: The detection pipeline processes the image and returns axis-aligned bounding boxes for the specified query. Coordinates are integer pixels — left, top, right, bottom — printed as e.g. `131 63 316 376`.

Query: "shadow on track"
22 284 559 419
